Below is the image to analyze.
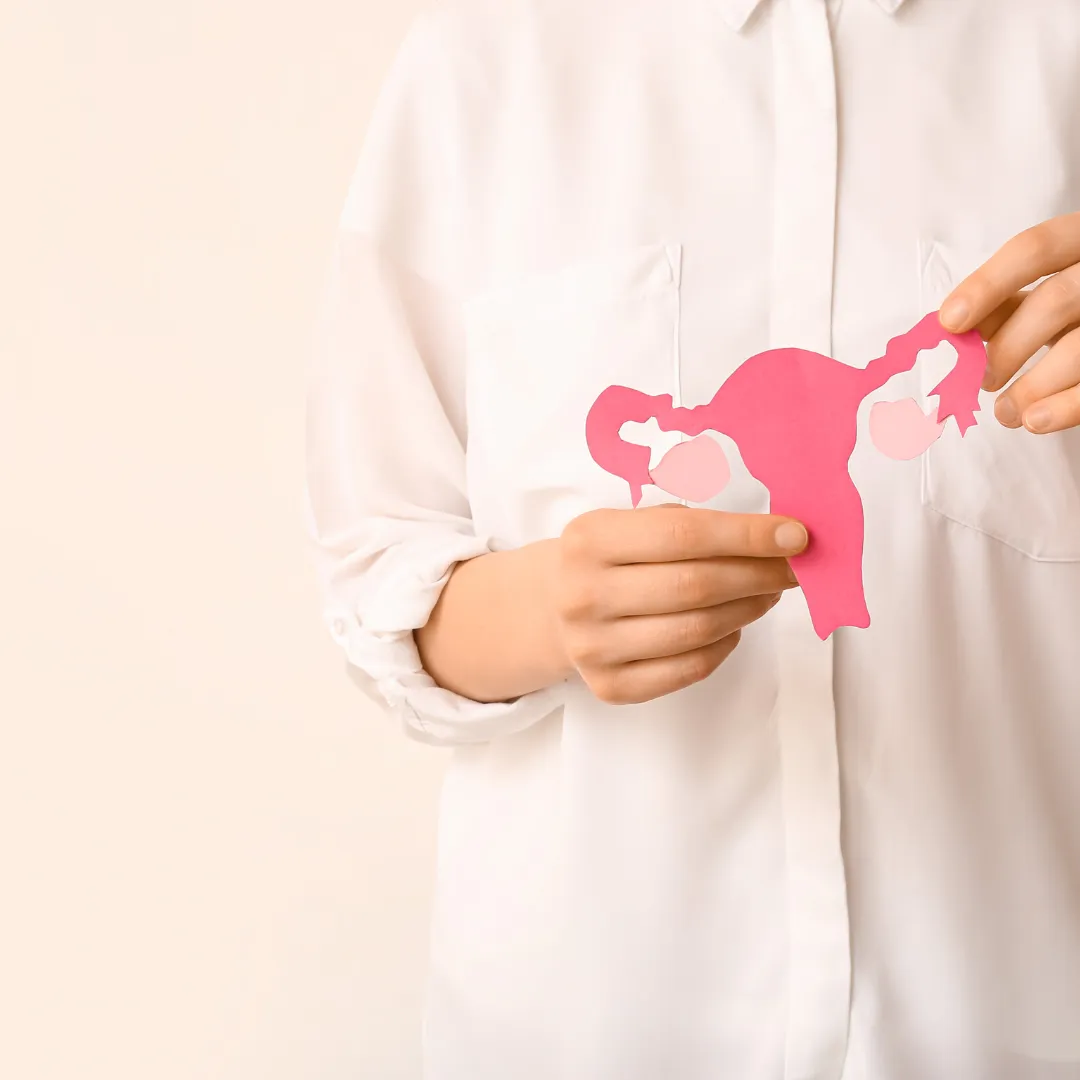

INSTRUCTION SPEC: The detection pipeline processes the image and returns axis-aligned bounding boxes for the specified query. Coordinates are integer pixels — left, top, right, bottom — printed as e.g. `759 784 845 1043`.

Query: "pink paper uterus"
585 312 987 639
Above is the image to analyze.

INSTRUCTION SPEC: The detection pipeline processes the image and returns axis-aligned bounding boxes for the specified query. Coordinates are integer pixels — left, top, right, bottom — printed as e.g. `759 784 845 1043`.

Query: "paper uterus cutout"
585 312 987 640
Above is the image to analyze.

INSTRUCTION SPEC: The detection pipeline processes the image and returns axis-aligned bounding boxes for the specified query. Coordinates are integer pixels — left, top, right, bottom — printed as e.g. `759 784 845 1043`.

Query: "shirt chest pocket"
463 243 683 546
919 238 1080 562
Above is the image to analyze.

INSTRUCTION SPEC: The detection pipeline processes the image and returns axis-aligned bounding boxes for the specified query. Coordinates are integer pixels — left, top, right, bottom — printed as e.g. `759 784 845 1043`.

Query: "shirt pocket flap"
463 243 683 544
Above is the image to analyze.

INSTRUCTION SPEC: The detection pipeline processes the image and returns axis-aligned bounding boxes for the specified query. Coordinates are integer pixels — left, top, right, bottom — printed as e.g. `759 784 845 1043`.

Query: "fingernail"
981 368 997 391
775 522 808 553
939 298 969 331
786 565 800 586
1025 405 1053 433
995 395 1020 427
766 592 782 608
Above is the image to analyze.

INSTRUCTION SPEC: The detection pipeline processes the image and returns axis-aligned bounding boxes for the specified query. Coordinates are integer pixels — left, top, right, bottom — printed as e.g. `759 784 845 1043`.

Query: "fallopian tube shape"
584 312 987 640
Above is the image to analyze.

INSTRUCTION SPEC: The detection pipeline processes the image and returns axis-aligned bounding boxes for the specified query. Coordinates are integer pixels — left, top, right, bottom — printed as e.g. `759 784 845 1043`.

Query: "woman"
306 1 1080 1076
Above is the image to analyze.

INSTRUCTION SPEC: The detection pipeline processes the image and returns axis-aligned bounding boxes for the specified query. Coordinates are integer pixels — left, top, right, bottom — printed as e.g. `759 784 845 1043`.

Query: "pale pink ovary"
649 435 731 503
869 398 946 461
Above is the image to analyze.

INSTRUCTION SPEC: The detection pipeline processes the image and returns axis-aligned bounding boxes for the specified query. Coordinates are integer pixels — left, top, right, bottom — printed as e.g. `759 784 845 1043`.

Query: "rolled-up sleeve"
304 17 563 745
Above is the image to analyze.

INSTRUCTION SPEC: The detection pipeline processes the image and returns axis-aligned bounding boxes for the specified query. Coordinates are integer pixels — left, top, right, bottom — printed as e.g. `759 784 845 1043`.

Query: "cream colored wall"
1 4 442 1078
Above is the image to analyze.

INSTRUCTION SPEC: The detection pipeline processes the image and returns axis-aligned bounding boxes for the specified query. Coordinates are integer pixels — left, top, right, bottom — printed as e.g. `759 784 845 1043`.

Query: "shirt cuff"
324 536 565 746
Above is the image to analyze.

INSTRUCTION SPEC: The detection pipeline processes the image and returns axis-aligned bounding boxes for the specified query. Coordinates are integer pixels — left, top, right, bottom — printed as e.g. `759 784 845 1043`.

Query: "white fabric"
304 1 1080 1076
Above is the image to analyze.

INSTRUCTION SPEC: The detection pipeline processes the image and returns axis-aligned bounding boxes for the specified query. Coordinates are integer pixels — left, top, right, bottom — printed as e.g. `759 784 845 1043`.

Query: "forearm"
416 539 573 704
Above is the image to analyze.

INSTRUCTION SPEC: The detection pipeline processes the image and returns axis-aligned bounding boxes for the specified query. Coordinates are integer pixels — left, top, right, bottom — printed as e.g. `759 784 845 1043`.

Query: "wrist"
532 537 576 684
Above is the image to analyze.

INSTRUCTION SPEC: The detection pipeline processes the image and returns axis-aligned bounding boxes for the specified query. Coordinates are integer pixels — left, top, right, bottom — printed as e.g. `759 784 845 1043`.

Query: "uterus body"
585 313 987 639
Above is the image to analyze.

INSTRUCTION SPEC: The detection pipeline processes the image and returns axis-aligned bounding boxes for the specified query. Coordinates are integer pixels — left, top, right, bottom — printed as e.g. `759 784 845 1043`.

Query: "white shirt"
304 1 1080 1077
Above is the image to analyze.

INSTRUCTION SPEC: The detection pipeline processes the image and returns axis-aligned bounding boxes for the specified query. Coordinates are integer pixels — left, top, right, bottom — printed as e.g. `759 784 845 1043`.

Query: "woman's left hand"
940 210 1080 434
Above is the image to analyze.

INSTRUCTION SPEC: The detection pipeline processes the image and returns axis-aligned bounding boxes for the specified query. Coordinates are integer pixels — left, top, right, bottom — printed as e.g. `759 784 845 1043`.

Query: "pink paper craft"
650 435 731 503
585 312 987 639
869 398 946 461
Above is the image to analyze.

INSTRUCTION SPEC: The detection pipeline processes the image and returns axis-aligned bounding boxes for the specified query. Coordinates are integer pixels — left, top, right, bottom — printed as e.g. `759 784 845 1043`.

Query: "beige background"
1 3 441 1078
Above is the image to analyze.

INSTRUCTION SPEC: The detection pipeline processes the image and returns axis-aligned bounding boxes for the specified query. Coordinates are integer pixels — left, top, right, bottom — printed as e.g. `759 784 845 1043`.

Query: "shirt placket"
768 2 852 1079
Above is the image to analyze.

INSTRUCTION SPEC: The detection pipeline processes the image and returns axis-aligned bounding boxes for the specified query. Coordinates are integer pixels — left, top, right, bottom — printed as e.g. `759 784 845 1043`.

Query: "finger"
974 292 1026 343
596 555 799 617
1014 384 1080 436
939 211 1080 333
577 593 781 667
982 268 1080 392
588 631 743 706
973 291 1073 351
570 505 808 566
994 325 1080 428
992 325 1080 431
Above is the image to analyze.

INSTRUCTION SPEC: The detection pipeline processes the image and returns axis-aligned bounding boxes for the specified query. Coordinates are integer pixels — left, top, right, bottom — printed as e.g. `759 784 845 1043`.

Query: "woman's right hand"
553 505 807 705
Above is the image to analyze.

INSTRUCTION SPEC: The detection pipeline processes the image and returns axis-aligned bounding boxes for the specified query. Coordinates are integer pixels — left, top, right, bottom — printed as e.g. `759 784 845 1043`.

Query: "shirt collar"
718 0 909 33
